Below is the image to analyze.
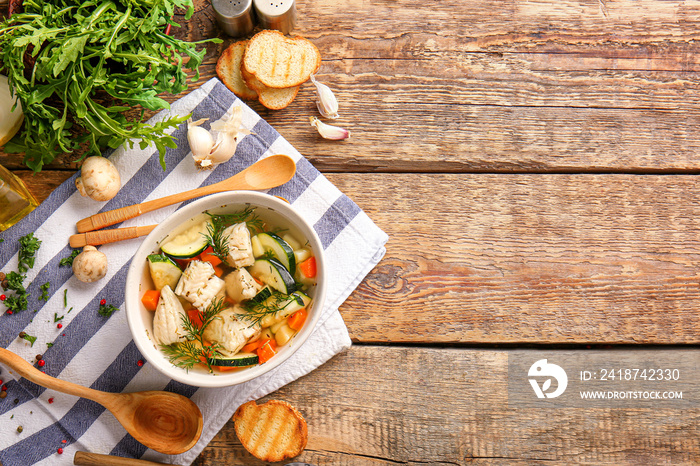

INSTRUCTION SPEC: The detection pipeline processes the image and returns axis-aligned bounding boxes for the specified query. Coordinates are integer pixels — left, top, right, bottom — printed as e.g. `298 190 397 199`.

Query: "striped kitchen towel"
0 78 388 465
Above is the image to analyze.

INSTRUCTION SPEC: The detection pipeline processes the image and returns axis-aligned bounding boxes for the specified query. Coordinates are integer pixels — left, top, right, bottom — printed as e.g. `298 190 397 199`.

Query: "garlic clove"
310 116 350 140
187 120 215 161
311 74 339 119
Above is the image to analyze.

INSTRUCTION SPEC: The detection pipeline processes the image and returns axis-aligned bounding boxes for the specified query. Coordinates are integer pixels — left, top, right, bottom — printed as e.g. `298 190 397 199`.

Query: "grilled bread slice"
243 30 321 89
232 399 308 462
241 65 299 110
216 41 258 101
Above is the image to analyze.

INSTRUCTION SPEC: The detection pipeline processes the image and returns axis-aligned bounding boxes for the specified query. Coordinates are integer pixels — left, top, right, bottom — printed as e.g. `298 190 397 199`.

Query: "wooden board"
194 345 700 465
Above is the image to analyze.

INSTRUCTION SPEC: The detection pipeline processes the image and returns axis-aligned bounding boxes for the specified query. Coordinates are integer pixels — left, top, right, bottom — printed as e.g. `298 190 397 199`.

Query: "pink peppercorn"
6 311 12 315
2 384 7 391
57 448 63 454
37 360 45 367
0 294 5 301
137 359 144 367
57 323 63 329
48 397 54 404
100 299 106 306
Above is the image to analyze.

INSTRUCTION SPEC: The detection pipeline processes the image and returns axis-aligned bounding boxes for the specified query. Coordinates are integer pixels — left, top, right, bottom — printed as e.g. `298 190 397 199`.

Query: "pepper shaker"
212 0 256 37
253 0 296 35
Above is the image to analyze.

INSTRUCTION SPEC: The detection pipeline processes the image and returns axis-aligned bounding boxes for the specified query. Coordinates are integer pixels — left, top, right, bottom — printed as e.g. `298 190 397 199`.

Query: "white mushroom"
72 246 108 282
75 156 121 201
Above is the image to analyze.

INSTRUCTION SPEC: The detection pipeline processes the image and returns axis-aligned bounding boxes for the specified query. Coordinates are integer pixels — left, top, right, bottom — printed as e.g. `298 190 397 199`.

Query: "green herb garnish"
39 282 50 302
63 289 68 307
17 233 41 274
59 250 80 267
46 343 53 348
19 332 37 347
239 290 302 327
160 297 227 372
0 0 220 172
53 313 64 323
98 302 119 317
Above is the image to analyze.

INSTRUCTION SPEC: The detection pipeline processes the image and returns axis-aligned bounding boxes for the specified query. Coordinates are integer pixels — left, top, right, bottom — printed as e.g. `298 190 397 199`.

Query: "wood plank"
324 173 700 345
194 345 700 465
11 171 700 345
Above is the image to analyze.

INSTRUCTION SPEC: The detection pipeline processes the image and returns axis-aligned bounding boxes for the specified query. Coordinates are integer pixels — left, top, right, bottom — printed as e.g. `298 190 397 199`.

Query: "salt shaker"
253 0 296 35
212 0 256 37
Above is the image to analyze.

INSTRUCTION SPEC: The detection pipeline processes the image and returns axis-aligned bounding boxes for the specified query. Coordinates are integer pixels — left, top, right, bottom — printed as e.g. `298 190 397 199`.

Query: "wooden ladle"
76 154 297 233
0 347 203 455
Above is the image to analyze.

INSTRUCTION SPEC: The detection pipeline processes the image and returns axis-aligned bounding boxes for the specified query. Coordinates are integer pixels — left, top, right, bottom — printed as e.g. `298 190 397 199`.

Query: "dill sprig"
239 290 303 327
203 207 264 261
160 297 227 372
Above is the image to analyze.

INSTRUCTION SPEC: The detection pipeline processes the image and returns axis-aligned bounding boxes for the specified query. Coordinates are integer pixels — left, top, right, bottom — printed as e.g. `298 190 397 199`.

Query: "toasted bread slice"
216 41 258 100
232 399 308 462
243 30 321 89
241 65 299 110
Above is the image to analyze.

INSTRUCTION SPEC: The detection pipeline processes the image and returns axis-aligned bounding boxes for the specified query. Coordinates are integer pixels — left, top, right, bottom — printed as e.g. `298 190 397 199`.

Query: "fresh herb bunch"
160 297 226 372
204 207 264 261
0 0 219 171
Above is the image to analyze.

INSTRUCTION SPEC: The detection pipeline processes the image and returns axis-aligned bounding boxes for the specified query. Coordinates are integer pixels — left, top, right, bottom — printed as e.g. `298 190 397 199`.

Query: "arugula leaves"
0 0 219 171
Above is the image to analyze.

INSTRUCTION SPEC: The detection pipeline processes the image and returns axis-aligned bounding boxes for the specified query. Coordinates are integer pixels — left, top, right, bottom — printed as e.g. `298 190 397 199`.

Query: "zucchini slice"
147 254 182 291
249 258 297 294
160 220 211 259
208 352 259 367
255 232 296 275
250 286 273 303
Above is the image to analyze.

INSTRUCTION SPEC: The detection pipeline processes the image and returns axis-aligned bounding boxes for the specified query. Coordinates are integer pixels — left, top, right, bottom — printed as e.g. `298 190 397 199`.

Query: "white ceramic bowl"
125 191 326 387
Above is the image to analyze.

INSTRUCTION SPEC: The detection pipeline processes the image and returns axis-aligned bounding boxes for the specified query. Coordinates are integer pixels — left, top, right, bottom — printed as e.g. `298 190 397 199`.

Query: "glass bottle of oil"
0 164 38 231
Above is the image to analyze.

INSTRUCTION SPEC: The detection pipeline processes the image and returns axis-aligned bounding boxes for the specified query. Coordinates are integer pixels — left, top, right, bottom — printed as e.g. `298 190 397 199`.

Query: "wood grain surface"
3 0 700 464
194 346 700 465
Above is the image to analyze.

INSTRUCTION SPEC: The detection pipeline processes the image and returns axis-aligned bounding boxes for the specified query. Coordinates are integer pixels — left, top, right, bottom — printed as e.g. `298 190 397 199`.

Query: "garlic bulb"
310 117 350 140
188 107 249 169
311 74 339 119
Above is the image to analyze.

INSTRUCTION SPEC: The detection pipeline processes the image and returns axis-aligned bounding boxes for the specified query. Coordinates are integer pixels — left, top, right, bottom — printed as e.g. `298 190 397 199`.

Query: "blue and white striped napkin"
0 78 388 465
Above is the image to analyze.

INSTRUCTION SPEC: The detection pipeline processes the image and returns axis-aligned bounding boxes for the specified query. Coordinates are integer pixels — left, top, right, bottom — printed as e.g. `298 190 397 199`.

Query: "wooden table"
4 0 700 463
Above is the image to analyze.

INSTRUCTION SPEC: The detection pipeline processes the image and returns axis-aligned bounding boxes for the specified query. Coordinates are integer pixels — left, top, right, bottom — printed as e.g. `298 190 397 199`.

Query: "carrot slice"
256 339 277 364
141 290 160 311
298 256 317 278
241 339 265 353
200 247 223 267
288 308 308 331
187 309 204 328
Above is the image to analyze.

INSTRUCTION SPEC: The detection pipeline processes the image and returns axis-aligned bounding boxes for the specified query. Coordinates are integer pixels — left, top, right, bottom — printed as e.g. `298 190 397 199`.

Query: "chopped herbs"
63 289 68 307
160 297 227 372
53 313 64 323
18 332 37 347
46 343 53 348
98 302 119 317
17 233 41 273
59 250 80 267
39 282 50 301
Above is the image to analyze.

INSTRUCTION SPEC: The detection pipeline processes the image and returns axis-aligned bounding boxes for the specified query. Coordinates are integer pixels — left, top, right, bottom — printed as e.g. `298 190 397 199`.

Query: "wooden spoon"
76 154 296 233
0 347 203 455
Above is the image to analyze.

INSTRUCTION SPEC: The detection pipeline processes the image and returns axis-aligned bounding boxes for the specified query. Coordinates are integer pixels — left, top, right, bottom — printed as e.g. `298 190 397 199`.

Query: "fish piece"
203 305 261 357
225 267 263 302
153 285 188 346
223 222 255 268
175 260 225 310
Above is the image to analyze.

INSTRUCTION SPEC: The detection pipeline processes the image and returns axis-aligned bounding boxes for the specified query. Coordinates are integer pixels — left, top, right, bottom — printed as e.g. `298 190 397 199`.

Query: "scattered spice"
48 397 54 404
37 360 45 367
35 354 42 361
98 302 119 317
0 391 6 399
2 384 7 390
100 299 107 306
13 398 19 404
137 359 144 367
16 426 23 433
18 331 37 347
57 448 63 455
56 323 63 329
